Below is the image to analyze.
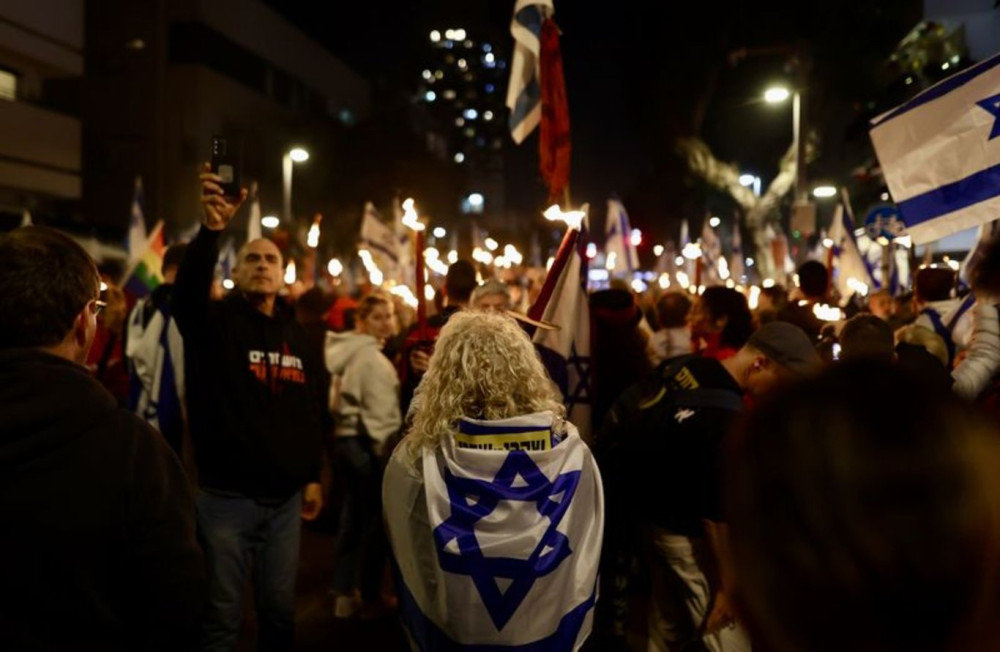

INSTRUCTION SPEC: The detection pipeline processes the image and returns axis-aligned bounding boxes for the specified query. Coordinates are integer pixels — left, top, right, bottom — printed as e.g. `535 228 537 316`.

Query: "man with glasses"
0 226 205 649
173 165 325 650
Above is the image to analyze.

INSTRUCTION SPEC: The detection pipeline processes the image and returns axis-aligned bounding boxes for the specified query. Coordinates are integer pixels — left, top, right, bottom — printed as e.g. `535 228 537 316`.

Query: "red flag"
539 19 571 204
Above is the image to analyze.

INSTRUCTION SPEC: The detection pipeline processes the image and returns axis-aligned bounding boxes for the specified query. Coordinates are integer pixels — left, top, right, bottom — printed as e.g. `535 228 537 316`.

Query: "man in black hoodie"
0 226 205 649
174 164 324 650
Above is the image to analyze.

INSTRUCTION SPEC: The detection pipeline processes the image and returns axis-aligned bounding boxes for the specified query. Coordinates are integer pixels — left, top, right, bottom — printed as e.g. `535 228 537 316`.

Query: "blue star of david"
432 451 581 631
976 92 1000 140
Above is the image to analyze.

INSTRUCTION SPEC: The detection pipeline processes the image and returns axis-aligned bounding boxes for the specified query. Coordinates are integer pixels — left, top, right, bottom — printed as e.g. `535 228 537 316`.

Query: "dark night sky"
268 0 921 245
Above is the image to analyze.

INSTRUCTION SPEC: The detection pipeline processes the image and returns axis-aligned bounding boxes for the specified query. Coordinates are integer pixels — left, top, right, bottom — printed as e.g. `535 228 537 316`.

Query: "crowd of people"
4 164 1000 651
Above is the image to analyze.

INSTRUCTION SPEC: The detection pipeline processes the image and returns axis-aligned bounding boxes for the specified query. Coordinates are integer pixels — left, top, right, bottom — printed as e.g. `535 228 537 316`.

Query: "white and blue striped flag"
529 207 591 439
604 198 639 277
870 52 1000 244
506 0 555 144
386 411 604 649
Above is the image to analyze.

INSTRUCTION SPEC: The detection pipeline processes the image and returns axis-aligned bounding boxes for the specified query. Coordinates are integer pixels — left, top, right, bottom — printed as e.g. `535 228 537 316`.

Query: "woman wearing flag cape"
383 311 604 650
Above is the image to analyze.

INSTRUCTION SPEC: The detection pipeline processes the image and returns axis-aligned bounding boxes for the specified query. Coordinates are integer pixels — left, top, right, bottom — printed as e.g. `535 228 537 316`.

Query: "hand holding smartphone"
210 135 242 199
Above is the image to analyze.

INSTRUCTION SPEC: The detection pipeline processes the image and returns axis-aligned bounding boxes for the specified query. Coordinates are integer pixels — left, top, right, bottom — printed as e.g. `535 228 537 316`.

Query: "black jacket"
0 349 205 650
172 227 323 501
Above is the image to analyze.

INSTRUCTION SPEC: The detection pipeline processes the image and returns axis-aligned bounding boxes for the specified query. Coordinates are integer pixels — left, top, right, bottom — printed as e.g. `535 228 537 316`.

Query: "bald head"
234 238 283 298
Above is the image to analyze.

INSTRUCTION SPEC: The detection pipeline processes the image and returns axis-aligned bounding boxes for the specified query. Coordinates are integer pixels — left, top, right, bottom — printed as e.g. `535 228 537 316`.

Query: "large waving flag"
122 220 165 298
361 202 401 282
124 176 148 267
604 199 638 277
829 203 875 302
126 295 185 453
386 412 604 649
538 10 570 203
700 217 723 284
870 52 1000 244
529 209 591 438
507 0 554 144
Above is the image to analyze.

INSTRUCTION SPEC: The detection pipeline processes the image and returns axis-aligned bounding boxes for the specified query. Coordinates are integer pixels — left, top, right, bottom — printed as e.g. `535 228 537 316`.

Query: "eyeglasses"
93 300 107 317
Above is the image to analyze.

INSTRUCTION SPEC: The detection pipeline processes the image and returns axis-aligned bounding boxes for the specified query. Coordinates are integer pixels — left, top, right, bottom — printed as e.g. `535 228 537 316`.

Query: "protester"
86 276 130 406
838 314 895 363
777 260 829 340
598 321 820 652
126 242 188 455
951 238 1000 400
649 291 693 366
591 287 653 432
867 288 894 321
755 284 788 326
325 293 401 618
0 226 204 649
911 266 975 366
384 311 604 649
726 362 1000 652
470 278 513 312
689 286 754 360
399 259 477 413
173 165 325 650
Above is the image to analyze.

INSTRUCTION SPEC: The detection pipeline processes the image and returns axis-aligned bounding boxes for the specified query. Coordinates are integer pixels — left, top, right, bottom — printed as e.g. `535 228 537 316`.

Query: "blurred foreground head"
726 362 1000 652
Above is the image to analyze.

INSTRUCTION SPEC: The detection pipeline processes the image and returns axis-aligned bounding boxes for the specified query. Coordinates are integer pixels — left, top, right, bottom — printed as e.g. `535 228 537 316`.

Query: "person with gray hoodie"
324 293 402 618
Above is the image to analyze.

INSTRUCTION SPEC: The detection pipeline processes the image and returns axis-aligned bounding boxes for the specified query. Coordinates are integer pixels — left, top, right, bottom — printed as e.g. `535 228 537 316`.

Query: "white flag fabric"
361 202 401 282
829 204 875 302
126 298 185 438
604 199 639 277
126 176 147 266
870 52 1000 244
506 0 554 144
384 411 604 650
700 218 723 284
729 222 745 282
530 211 591 439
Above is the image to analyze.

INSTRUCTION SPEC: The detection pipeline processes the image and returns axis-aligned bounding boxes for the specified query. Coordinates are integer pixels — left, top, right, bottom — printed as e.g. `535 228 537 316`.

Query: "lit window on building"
464 127 475 138
483 110 494 121
434 70 444 80
0 69 17 101
482 43 492 53
454 152 465 164
425 90 436 102
422 69 433 81
443 89 457 100
455 117 465 127
457 58 468 70
485 83 495 94
463 108 478 120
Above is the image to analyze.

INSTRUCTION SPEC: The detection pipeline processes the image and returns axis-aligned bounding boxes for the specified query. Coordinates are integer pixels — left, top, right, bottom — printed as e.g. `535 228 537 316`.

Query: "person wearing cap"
600 321 819 652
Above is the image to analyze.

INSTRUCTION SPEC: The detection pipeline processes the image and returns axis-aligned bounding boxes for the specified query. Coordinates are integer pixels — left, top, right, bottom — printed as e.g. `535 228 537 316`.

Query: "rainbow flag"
123 220 165 298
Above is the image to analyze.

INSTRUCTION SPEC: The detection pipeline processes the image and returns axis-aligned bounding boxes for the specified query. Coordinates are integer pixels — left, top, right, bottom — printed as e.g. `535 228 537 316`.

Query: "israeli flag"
506 0 554 144
385 412 604 650
870 52 1000 245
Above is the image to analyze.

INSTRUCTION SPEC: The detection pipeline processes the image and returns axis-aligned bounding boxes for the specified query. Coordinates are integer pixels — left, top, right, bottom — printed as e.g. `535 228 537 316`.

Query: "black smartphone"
210 135 241 198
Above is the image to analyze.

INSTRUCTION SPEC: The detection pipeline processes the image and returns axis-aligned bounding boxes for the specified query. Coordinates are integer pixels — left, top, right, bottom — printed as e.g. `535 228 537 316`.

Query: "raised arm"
171 164 247 338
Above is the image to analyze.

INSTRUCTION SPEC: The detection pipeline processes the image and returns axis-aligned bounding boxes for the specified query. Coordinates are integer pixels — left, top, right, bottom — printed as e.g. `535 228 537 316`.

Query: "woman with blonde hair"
384 311 604 650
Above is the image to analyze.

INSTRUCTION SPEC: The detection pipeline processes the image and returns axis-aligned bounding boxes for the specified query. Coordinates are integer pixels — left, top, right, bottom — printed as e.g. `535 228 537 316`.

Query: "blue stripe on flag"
897 162 1000 228
872 52 1000 127
395 574 597 651
508 4 545 136
363 238 400 263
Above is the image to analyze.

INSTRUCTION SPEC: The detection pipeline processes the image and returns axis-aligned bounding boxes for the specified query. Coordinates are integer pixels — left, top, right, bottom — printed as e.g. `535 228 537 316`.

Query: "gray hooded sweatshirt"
324 332 401 450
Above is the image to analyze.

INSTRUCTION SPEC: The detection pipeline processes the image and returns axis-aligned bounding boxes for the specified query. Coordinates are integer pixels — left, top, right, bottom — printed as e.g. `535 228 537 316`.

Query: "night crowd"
3 166 1000 652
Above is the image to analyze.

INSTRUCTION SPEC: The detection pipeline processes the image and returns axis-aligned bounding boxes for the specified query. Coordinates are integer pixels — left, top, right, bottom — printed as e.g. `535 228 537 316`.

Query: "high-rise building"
416 26 507 230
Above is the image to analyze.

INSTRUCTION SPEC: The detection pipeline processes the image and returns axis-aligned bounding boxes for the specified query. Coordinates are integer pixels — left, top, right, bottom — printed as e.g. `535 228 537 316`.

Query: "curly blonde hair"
405 310 565 459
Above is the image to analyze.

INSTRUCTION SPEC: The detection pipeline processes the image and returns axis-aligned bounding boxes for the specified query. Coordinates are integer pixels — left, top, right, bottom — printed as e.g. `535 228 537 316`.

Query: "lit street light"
709 216 721 228
764 86 791 103
812 185 837 199
261 215 280 229
282 147 309 221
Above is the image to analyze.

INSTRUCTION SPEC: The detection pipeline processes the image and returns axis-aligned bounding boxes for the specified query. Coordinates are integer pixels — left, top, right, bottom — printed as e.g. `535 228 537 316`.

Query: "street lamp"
763 85 805 202
282 147 309 221
812 185 837 199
